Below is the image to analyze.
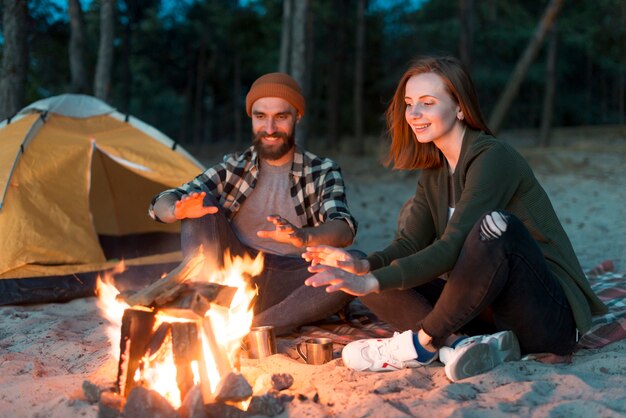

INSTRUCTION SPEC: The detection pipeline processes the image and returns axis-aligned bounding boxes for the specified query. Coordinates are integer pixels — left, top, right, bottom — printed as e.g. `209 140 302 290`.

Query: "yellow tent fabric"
0 94 204 303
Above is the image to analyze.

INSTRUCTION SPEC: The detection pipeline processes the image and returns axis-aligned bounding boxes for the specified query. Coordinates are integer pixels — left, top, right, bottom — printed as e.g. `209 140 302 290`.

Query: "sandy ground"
1 134 625 417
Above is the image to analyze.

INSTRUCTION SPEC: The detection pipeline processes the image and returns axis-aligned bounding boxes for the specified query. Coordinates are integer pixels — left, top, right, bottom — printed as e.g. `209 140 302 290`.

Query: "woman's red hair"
385 56 492 170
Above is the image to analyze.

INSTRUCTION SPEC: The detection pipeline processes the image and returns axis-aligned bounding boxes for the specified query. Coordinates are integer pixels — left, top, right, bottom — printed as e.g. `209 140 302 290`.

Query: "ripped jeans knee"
479 210 510 241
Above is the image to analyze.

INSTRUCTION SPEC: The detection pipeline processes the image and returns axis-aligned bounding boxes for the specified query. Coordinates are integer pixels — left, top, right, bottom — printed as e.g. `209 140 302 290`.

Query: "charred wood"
116 308 156 397
171 322 200 403
123 249 205 307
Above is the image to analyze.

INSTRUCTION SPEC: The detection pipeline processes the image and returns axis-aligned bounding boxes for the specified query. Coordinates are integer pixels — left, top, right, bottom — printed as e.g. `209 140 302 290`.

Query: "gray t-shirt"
231 159 303 256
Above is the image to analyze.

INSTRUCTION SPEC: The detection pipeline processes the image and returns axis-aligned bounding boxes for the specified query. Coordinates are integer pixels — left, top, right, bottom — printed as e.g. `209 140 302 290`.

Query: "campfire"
89 248 294 417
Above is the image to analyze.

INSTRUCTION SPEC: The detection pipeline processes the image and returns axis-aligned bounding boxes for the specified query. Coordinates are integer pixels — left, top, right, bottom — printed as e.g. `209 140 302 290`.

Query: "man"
149 72 358 335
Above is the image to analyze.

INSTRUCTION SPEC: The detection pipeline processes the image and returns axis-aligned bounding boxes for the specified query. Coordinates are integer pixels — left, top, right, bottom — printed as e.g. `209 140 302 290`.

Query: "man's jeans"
362 211 578 355
180 193 352 335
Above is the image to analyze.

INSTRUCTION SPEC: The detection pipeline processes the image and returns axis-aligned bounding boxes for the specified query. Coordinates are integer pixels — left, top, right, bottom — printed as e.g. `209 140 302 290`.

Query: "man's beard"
253 130 296 161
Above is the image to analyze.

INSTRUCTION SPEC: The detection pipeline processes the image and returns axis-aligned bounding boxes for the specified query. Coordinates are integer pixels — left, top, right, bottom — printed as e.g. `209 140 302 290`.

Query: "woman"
302 56 606 382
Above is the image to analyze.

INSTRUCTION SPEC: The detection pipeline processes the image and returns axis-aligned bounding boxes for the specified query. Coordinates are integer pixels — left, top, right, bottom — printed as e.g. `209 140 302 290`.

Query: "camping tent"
0 94 205 305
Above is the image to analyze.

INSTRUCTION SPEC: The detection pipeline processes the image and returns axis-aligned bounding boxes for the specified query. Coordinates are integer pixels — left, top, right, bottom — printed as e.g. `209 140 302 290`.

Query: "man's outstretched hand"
174 192 218 220
257 214 309 247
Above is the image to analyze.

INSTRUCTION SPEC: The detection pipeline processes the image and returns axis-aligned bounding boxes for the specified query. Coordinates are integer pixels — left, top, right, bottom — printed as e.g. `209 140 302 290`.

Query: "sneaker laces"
363 332 403 365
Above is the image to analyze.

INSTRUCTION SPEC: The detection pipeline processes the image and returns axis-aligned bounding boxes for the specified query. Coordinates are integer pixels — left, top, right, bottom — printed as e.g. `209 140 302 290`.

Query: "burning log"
122 249 205 307
145 322 172 360
115 283 239 406
171 322 200 402
193 314 235 405
116 308 156 397
158 282 237 320
202 315 233 378
108 246 263 411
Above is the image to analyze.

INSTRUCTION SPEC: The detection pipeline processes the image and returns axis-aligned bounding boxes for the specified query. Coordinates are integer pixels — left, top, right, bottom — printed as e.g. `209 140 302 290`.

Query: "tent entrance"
90 148 181 260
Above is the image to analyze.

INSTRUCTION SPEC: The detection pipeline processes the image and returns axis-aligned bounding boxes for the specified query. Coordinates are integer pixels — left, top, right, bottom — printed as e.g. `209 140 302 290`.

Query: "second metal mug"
296 337 333 365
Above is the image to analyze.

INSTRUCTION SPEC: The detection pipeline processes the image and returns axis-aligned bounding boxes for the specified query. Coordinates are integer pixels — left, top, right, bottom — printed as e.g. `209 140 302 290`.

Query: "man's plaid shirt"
150 146 357 235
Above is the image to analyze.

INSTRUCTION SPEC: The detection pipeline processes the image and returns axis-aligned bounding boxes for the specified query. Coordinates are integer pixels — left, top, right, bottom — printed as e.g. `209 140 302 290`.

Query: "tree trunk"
94 0 116 103
180 46 195 145
279 0 292 73
617 70 626 124
325 0 348 151
617 2 626 124
485 0 497 22
68 0 89 94
304 3 315 139
458 0 474 70
0 0 28 121
601 67 608 123
233 51 243 148
352 0 366 155
121 0 134 115
585 50 593 126
291 0 308 148
539 25 558 148
488 0 563 134
193 39 207 146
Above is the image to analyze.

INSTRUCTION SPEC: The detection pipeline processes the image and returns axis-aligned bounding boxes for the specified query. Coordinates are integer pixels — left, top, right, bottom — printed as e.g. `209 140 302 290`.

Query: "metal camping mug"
296 338 333 365
246 326 277 359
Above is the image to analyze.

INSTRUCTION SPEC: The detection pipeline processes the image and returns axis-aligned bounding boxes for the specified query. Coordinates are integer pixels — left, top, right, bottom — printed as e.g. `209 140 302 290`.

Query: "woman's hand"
304 266 379 296
174 192 218 219
302 245 369 275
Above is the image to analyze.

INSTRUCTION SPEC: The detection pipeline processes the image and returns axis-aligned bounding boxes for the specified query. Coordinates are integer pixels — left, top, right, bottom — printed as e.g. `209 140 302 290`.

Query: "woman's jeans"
180 193 352 335
362 211 578 355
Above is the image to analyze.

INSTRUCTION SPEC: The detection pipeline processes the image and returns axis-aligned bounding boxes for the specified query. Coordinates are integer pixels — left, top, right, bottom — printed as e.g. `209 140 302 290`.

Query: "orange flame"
137 330 182 404
205 251 263 366
96 251 263 408
95 261 128 360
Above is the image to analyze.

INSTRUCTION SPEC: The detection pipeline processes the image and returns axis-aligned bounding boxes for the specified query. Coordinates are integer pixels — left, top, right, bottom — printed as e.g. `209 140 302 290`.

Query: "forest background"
0 0 625 154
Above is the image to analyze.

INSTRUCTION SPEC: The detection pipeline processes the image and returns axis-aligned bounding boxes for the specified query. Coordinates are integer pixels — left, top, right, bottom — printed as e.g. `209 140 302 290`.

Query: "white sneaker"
341 330 437 372
439 330 521 382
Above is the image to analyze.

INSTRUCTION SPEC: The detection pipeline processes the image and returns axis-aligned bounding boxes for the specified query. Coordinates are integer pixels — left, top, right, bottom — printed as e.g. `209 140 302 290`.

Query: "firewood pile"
82 249 298 418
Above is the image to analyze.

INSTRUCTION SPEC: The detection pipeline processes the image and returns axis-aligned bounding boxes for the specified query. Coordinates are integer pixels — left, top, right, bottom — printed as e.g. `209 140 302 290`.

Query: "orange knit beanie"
245 72 305 117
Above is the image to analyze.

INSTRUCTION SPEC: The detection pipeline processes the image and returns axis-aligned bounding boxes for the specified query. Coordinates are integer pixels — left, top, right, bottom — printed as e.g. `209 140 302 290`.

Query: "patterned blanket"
578 260 626 349
284 260 626 353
